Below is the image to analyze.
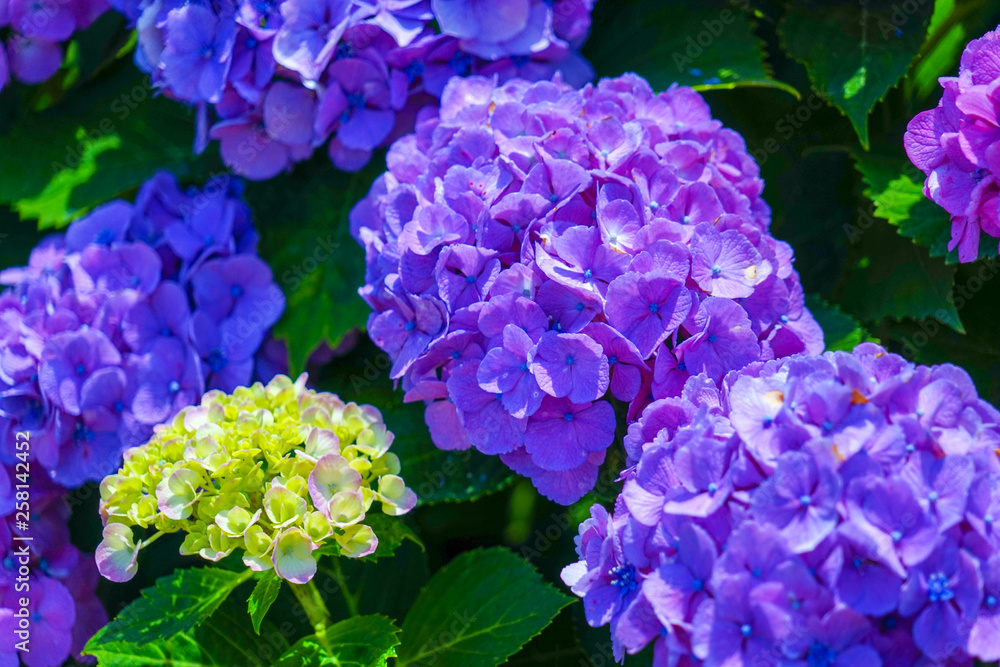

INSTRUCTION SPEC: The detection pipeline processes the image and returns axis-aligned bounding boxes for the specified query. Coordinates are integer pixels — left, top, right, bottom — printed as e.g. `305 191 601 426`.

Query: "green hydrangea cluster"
95 374 416 584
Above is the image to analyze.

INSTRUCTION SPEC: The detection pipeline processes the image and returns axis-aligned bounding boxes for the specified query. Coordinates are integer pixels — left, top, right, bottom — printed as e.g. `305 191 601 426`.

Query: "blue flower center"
682 215 691 224
807 642 836 666
928 491 939 502
3 556 15 570
762 416 773 427
928 572 954 603
974 168 987 182
451 351 461 359
74 423 94 442
711 266 722 276
609 564 637 596
347 92 366 110
583 269 593 280
677 361 686 371
405 321 416 332
985 514 994 525
231 285 244 298
511 54 530 67
549 194 559 203
200 45 213 59
207 350 228 372
449 52 472 75
564 412 574 422
404 60 425 81
707 482 718 494
75 363 86 376
822 420 833 432
113 400 124 413
161 326 172 337
751 567 762 579
648 303 658 314
708 334 717 343
204 235 215 246
691 578 703 591
169 381 181 394
780 314 789 323
649 201 659 210
740 623 752 638
565 356 575 366
95 228 116 245
466 274 477 284
337 42 355 59
986 594 998 609
608 355 618 366
852 557 864 569
575 302 584 312
31 612 41 623
518 362 528 373
246 37 258 49
882 615 898 630
799 494 811 506
890 530 903 543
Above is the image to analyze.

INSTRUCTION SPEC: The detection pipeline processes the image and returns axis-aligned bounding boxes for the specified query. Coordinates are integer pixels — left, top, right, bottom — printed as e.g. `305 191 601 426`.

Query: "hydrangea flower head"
112 0 597 178
353 73 822 505
0 0 111 91
95 374 416 584
0 171 282 488
563 343 1000 664
905 23 1000 262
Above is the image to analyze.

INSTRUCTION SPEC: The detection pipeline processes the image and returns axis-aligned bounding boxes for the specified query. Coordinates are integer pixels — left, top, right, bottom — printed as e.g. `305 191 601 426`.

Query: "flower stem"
290 579 334 650
329 557 361 617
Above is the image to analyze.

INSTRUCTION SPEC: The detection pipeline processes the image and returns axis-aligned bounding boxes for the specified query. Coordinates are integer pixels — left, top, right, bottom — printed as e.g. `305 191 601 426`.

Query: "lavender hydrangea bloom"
112 0 597 179
564 343 1000 664
905 23 1000 262
354 73 822 504
1 171 283 487
0 0 110 90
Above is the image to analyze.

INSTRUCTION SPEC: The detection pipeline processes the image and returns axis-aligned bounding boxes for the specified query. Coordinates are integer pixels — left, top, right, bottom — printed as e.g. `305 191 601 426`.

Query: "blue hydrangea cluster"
0 488 105 667
352 73 823 505
0 171 284 488
0 0 110 92
109 0 597 180
563 343 1000 665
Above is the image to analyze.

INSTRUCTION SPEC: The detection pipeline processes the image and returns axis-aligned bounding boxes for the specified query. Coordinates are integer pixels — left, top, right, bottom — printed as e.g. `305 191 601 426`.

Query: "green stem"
328 557 361 617
290 579 334 650
140 530 165 549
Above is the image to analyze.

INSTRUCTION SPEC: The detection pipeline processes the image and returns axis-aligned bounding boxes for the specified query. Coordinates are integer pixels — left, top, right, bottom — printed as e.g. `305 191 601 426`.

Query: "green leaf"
396 547 574 667
853 149 998 264
805 294 878 352
0 61 220 228
836 220 963 333
315 337 516 504
245 156 383 375
86 567 254 649
584 0 798 96
906 0 992 102
85 597 289 667
249 571 283 635
780 0 934 147
274 615 401 667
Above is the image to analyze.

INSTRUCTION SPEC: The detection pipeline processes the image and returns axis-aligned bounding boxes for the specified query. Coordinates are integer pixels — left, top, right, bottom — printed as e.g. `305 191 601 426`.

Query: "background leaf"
0 61 220 228
248 571 283 635
274 615 401 667
584 0 798 95
396 547 573 667
86 567 252 648
246 156 383 375
780 0 934 147
84 597 288 667
854 149 999 263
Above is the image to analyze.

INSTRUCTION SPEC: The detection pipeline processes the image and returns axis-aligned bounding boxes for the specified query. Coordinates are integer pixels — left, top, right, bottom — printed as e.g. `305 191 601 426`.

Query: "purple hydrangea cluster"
563 343 1000 665
0 487 105 667
905 24 1000 263
0 0 111 92
110 0 596 180
352 73 823 505
0 170 284 488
